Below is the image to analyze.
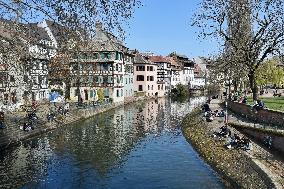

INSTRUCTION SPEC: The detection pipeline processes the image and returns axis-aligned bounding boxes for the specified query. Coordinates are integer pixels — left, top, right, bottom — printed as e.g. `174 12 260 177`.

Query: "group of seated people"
20 110 38 132
26 110 38 121
251 99 265 111
47 111 56 122
202 103 225 122
226 133 251 150
212 125 251 150
20 121 34 132
46 103 70 123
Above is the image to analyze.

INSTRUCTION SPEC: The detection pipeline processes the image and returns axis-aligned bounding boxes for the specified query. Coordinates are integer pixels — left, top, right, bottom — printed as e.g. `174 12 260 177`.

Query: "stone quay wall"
230 123 284 155
227 101 284 128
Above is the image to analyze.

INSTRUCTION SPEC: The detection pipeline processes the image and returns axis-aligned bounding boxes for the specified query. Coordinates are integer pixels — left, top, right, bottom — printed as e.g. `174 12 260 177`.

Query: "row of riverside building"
0 20 207 110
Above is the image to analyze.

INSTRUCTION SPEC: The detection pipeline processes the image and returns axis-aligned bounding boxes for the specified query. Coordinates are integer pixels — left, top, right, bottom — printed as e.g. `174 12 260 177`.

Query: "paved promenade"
0 102 81 149
0 99 137 149
208 99 284 188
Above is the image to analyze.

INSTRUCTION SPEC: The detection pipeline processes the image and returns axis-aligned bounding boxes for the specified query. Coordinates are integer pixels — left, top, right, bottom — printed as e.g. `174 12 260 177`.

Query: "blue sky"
125 0 220 58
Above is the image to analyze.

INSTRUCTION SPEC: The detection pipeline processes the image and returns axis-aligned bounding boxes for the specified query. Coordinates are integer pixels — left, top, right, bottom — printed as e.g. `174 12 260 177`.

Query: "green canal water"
0 97 224 189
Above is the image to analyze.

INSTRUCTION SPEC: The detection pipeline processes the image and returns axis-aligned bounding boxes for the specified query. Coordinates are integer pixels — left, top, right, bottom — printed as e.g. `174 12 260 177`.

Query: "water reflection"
0 97 223 189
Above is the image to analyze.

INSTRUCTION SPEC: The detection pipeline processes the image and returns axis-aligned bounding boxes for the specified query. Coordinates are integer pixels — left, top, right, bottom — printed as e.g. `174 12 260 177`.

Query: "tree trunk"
65 81 71 100
248 71 258 101
233 80 238 92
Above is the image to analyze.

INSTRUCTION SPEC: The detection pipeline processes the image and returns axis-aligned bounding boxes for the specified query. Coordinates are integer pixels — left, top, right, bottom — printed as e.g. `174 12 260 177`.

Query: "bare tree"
0 0 141 37
193 0 284 100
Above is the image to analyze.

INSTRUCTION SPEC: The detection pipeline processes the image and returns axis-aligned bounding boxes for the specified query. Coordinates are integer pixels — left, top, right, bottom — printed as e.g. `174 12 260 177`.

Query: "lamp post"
225 85 229 125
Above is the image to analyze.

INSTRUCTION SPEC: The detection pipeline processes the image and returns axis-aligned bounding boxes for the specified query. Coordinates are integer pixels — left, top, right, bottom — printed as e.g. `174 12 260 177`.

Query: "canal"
0 97 224 189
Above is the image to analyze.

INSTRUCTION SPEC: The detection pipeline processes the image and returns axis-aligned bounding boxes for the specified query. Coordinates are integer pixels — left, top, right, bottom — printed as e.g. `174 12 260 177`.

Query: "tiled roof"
45 20 86 48
194 64 204 77
0 19 51 45
167 56 180 67
133 52 153 64
82 39 126 52
148 56 171 63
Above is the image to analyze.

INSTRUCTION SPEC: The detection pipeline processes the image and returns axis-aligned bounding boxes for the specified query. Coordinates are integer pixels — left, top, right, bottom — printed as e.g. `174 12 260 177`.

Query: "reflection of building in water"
157 97 172 130
110 107 135 156
133 99 159 133
170 97 206 127
189 96 206 107
0 137 53 188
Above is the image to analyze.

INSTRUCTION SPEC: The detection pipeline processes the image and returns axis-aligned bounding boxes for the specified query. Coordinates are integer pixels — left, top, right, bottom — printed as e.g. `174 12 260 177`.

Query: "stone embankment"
0 97 144 150
182 99 284 189
228 101 284 128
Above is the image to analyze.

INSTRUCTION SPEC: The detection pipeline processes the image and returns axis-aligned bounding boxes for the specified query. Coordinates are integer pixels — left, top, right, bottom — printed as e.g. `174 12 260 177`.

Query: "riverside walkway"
208 99 284 188
0 102 81 149
0 97 140 150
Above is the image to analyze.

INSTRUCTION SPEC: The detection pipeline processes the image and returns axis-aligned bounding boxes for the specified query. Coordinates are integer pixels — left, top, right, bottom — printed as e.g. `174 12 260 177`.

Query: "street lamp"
224 84 229 125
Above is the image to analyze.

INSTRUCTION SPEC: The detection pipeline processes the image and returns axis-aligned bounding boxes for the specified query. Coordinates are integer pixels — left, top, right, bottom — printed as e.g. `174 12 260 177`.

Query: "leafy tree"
171 84 189 101
193 0 284 100
256 58 284 88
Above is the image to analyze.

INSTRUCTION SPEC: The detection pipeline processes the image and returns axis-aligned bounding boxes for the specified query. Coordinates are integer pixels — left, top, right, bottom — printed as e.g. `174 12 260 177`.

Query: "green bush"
171 84 189 101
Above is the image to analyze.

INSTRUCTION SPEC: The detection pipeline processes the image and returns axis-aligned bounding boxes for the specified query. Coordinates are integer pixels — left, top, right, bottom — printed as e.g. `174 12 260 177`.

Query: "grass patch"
247 97 284 112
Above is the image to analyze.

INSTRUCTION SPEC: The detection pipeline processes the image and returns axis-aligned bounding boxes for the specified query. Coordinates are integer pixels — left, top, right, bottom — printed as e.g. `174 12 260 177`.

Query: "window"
75 89 79 96
116 64 119 71
158 85 160 90
151 85 153 90
102 63 108 71
108 76 113 83
104 88 109 98
117 89 119 97
95 76 99 83
137 75 144 81
125 78 127 84
147 76 149 81
136 66 145 71
147 66 153 71
148 85 150 90
150 76 154 81
100 52 105 59
10 76 15 82
138 85 143 91
121 89 123 96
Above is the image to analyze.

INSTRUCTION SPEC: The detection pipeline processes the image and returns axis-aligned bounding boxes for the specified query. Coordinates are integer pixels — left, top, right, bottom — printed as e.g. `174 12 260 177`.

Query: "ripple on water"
0 97 223 189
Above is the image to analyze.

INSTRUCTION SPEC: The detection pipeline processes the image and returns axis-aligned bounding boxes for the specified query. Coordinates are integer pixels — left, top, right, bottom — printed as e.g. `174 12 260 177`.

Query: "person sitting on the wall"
20 121 34 132
251 99 265 112
242 96 247 104
213 125 231 138
216 110 225 117
202 103 211 112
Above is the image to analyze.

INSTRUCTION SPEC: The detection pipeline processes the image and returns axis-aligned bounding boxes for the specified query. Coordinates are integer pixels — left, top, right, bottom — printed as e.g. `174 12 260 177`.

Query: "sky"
124 0 220 59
